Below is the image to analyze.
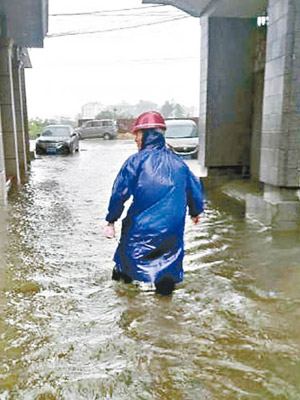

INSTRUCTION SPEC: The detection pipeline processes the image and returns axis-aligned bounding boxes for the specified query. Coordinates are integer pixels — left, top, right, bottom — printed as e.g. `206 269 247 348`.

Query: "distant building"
81 102 104 119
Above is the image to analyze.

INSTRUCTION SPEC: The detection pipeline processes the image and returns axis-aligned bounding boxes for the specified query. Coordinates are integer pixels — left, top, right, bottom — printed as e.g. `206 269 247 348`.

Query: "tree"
160 101 174 118
95 108 130 120
134 100 159 116
95 110 117 120
28 118 48 139
28 117 77 138
160 100 189 118
173 103 185 118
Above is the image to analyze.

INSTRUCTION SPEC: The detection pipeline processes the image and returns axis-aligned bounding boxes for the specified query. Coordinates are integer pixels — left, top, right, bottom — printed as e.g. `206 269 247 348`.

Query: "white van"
165 119 199 159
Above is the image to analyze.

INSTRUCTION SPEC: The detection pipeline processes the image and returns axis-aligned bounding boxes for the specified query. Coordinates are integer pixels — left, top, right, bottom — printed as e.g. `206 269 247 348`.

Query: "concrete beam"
142 0 268 17
0 0 49 48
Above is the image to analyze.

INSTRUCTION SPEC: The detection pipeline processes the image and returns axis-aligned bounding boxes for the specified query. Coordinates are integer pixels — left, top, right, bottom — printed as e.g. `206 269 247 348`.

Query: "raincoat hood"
141 129 165 150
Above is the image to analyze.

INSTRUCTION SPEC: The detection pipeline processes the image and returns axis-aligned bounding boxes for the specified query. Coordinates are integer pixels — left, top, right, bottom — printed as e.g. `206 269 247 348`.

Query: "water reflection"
0 140 299 399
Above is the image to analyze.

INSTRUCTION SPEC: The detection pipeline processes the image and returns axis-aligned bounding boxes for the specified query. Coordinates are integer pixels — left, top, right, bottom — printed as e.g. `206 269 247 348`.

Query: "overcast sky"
26 0 201 120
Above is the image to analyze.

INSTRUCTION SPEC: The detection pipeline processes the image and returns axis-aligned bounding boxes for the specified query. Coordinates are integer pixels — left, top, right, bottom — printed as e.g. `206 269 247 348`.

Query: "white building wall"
81 102 104 119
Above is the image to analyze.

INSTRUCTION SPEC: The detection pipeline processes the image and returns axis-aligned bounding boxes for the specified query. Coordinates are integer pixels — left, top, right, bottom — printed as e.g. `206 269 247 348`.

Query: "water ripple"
0 140 300 399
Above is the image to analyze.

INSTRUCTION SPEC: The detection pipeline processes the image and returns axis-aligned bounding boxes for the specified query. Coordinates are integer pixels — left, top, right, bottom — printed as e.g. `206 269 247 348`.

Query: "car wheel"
103 133 111 140
61 146 70 155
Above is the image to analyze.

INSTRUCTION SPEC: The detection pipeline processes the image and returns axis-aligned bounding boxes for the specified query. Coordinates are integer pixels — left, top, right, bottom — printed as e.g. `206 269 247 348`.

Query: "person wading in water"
103 111 204 295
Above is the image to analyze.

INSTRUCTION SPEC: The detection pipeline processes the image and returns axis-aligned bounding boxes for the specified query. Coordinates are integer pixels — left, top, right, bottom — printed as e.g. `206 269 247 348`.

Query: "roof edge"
142 0 201 17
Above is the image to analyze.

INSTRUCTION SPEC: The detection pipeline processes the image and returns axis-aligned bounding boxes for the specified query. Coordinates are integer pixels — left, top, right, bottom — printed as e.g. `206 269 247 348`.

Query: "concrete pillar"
0 206 8 314
0 38 20 185
260 0 300 188
199 17 255 183
250 70 265 180
0 108 6 205
20 68 31 162
250 26 267 181
249 0 300 230
12 57 27 180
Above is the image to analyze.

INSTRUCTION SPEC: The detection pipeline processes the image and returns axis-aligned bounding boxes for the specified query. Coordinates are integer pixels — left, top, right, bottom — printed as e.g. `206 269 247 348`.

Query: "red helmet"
132 111 166 133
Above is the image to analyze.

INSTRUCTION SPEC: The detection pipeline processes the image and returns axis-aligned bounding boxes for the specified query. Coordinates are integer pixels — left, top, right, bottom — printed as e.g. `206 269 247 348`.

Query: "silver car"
75 119 118 140
35 125 79 155
165 119 199 159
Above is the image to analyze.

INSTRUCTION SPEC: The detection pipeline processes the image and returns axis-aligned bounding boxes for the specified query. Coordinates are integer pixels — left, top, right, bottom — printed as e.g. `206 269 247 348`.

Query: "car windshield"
165 124 198 138
42 127 70 137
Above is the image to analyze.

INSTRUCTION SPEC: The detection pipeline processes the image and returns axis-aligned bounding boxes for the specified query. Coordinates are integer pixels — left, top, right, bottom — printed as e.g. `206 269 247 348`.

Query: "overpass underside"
144 0 300 230
0 0 48 204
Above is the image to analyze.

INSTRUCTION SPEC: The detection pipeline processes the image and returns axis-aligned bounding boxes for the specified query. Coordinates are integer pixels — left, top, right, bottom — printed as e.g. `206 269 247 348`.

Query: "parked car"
35 125 79 155
165 119 199 159
75 119 118 140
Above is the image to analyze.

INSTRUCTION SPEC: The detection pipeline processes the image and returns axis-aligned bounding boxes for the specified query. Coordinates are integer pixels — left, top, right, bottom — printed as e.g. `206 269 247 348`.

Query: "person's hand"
191 216 199 224
102 223 115 238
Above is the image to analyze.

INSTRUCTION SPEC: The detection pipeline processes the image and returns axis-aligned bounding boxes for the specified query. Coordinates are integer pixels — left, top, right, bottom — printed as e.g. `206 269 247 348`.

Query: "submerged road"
0 139 300 399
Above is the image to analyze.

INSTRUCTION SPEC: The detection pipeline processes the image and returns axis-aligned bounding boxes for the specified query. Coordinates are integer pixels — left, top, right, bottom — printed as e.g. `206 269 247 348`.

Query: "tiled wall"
260 0 300 187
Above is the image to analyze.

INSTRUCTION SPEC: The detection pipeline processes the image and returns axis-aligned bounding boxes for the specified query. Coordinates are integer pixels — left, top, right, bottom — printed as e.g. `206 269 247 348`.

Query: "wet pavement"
0 139 300 399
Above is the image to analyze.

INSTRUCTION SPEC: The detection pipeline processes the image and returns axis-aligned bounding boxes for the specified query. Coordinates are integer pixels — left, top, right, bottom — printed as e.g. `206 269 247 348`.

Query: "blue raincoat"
106 129 204 284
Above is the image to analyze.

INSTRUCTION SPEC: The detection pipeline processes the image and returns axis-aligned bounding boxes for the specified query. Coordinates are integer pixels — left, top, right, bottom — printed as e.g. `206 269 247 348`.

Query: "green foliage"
173 103 185 118
92 100 193 120
28 118 48 139
28 117 77 139
95 109 130 120
95 110 117 120
160 101 174 118
160 100 188 118
134 100 158 116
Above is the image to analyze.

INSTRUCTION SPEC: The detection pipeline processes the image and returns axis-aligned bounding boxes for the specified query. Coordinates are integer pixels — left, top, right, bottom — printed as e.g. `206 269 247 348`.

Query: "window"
42 126 71 137
165 123 198 138
102 121 113 127
92 121 102 127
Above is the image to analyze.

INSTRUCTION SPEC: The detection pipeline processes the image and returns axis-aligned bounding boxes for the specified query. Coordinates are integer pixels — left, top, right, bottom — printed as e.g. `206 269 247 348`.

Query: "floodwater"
0 139 300 400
